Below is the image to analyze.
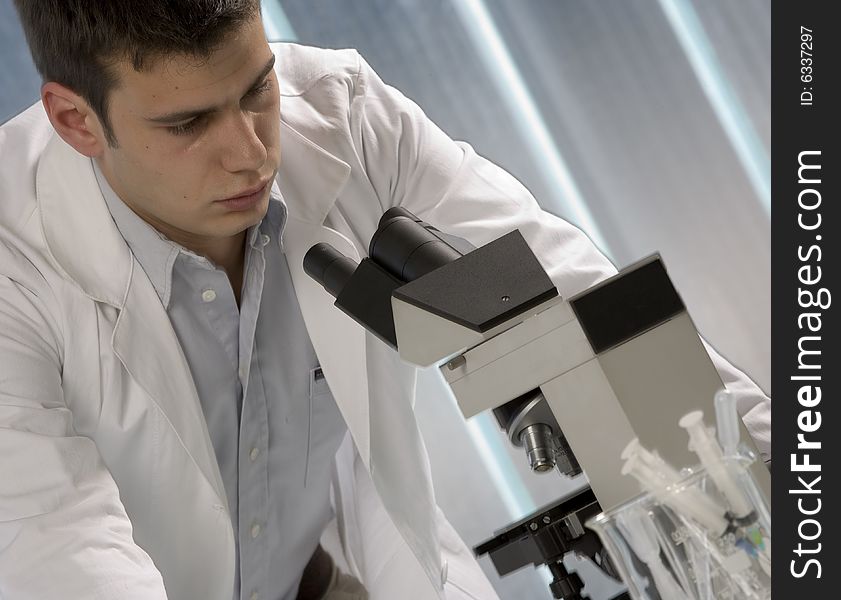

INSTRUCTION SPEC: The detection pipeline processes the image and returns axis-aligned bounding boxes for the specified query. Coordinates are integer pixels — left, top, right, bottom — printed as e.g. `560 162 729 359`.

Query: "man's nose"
219 111 267 173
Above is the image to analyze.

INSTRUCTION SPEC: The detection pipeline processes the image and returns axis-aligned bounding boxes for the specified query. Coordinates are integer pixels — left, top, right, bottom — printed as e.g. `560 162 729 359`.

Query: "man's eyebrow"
146 55 277 125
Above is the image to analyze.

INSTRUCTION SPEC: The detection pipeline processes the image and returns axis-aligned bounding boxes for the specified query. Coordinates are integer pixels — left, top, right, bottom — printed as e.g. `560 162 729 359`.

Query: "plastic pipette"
714 389 740 457
621 440 729 536
617 510 691 600
679 411 752 519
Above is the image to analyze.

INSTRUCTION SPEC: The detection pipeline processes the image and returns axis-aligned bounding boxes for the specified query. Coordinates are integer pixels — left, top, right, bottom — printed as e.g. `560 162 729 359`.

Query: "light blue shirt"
93 162 347 600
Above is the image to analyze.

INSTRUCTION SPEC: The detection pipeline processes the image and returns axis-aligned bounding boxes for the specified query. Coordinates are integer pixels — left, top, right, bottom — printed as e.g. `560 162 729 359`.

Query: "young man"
0 2 771 599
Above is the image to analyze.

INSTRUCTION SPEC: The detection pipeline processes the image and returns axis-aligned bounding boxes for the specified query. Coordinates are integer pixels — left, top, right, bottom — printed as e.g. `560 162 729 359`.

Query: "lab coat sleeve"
0 265 167 598
349 53 771 462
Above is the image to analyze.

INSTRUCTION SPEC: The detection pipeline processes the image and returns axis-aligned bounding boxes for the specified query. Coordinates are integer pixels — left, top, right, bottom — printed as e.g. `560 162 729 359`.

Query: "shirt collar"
92 160 286 308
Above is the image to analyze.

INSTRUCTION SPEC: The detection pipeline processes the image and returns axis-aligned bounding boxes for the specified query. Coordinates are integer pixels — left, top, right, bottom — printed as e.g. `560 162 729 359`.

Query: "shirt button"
250 523 261 539
201 289 217 303
249 447 260 461
250 593 259 600
261 234 270 246
239 366 247 379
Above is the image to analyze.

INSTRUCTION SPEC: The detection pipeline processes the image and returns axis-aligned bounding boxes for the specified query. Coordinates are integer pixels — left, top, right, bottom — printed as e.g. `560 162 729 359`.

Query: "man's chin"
214 194 270 234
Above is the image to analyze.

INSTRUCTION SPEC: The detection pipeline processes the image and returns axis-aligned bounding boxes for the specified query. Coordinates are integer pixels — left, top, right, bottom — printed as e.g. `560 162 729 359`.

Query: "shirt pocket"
305 366 347 488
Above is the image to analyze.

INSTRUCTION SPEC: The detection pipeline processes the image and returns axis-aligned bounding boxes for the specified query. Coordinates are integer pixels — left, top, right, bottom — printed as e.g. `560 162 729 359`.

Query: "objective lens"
520 423 557 473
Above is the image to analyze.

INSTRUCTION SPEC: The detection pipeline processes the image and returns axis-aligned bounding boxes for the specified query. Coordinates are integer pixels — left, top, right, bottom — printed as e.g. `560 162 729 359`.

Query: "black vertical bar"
773 1 839 596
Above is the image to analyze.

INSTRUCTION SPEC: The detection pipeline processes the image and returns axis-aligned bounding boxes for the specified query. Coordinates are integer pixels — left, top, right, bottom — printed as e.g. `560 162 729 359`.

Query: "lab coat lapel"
278 120 443 593
284 222 443 594
276 120 373 463
283 219 371 466
37 134 228 509
112 261 227 505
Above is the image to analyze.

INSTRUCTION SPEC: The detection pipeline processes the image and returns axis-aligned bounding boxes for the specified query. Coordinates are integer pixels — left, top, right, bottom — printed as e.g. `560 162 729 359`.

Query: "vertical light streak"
451 0 613 257
262 0 298 42
658 0 771 216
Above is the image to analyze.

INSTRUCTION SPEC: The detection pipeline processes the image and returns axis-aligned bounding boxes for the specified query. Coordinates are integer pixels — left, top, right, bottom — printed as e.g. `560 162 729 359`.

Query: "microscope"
304 208 771 599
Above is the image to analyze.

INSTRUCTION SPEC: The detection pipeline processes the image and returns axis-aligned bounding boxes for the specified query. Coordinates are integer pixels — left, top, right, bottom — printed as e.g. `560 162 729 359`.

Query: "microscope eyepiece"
369 209 462 282
303 242 358 298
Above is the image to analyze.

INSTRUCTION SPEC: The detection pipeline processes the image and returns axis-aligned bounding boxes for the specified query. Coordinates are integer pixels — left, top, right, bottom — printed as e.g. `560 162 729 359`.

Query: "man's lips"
217 180 270 202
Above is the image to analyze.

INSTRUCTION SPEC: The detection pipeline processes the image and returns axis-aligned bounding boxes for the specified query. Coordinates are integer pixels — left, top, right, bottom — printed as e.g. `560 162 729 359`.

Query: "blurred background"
1 0 770 598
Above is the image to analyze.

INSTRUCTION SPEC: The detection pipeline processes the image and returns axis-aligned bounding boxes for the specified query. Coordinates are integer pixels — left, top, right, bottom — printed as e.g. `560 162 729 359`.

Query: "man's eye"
163 79 272 137
167 117 203 136
245 78 273 100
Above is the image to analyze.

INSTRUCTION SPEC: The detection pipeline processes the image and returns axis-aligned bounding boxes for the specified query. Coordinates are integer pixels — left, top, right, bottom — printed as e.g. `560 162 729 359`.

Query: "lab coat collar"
277 118 352 225
38 135 132 308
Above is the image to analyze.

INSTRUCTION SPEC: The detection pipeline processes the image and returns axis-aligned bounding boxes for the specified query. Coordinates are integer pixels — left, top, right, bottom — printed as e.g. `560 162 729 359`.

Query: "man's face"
95 15 280 247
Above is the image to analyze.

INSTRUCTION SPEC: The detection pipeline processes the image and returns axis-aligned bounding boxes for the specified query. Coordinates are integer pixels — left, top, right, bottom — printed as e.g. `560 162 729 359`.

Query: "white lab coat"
0 43 771 600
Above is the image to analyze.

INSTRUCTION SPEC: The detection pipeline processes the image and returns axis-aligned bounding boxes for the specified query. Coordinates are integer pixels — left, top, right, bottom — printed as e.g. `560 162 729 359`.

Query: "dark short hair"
13 0 262 146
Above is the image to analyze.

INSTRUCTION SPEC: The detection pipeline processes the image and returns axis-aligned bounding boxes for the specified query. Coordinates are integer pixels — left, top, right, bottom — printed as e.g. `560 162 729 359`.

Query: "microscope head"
304 208 574 475
303 208 770 599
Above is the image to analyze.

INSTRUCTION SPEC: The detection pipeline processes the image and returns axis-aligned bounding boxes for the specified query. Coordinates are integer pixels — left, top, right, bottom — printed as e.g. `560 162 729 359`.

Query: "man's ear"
41 82 109 157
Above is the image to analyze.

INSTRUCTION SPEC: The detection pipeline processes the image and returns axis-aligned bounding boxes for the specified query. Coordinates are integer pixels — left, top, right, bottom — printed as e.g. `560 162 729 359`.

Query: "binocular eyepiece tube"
368 207 463 282
303 207 465 297
303 242 358 298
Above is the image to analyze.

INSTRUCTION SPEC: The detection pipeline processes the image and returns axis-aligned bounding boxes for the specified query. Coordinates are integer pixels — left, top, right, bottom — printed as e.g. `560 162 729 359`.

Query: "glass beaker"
586 454 771 600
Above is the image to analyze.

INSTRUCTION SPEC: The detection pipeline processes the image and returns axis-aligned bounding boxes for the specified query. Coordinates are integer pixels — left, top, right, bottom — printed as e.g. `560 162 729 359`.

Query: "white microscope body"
304 208 770 598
